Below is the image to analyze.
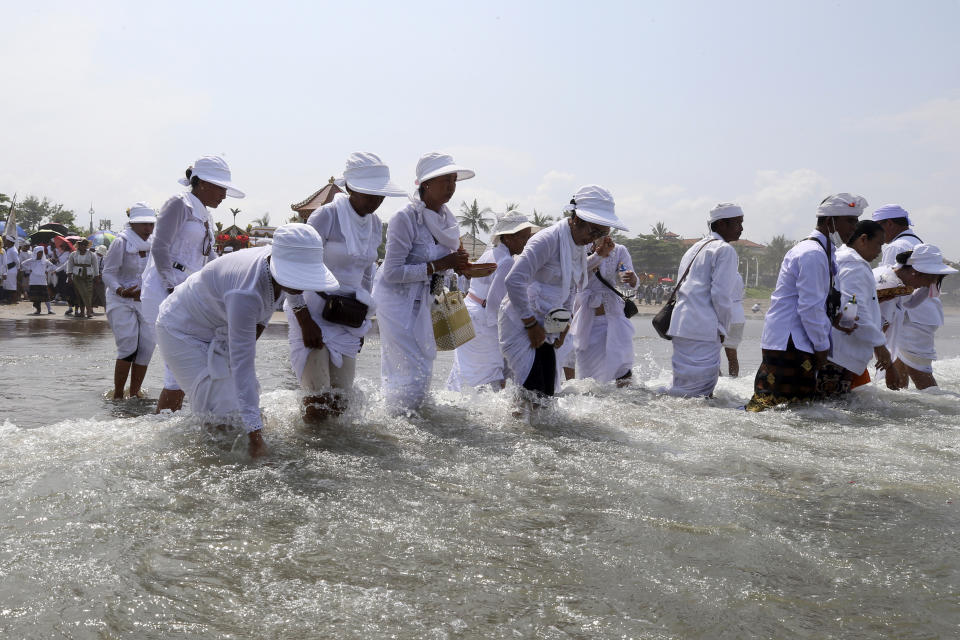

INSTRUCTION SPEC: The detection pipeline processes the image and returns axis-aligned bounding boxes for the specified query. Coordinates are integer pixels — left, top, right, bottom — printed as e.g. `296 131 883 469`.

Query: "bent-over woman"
286 152 406 421
155 224 337 457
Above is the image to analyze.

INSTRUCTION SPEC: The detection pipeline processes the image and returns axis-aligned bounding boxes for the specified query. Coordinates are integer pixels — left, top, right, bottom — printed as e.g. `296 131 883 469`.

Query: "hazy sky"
2 0 958 257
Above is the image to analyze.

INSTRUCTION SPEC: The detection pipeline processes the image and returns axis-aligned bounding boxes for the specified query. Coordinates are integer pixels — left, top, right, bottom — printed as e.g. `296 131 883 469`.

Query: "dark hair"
895 250 913 266
846 220 883 246
185 167 200 188
886 216 909 227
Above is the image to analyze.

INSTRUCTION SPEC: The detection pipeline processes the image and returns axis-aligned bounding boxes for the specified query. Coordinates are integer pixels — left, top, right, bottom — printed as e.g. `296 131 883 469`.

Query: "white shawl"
332 192 376 259
410 195 460 251
119 227 152 254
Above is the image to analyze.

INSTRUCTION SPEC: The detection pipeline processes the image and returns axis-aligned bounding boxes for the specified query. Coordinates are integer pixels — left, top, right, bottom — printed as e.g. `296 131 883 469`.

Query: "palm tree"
252 212 271 227
531 209 553 227
229 207 241 229
504 201 520 213
457 198 494 257
650 221 670 241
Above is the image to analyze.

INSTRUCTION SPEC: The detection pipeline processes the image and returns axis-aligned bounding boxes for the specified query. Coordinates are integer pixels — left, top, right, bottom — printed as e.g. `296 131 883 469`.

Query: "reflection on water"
1 316 959 638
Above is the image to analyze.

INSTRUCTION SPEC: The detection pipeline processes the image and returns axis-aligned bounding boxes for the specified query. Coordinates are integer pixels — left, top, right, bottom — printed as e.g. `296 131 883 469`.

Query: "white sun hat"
491 211 536 242
564 184 628 231
817 193 867 217
178 155 245 198
269 223 339 291
95 245 108 256
414 152 475 186
127 201 157 224
339 152 407 197
708 203 744 222
906 244 958 275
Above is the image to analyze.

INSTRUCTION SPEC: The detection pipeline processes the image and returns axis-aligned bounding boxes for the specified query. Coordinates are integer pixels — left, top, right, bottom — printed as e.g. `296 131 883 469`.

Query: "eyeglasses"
580 219 609 240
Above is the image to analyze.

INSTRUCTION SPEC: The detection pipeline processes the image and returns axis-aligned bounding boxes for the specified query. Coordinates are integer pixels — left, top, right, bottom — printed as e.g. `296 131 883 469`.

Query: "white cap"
564 184 628 231
414 152 475 186
491 211 536 241
222 245 234 253
127 201 157 224
178 155 245 198
817 193 867 217
269 223 339 292
871 204 912 226
340 152 407 197
708 203 744 223
906 244 958 275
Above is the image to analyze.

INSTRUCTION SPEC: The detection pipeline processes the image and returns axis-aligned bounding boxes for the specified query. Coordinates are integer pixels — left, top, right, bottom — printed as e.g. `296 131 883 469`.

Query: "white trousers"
141 277 180 390
155 324 243 423
301 347 357 392
666 336 721 397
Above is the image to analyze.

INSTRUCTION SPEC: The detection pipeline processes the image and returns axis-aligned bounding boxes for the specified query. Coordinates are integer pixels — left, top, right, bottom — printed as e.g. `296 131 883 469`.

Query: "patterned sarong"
745 338 818 412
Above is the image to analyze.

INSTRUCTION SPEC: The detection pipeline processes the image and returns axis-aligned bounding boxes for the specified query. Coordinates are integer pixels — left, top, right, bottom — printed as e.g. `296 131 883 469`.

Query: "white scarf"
119 227 152 254
558 220 587 306
332 192 375 259
410 195 460 251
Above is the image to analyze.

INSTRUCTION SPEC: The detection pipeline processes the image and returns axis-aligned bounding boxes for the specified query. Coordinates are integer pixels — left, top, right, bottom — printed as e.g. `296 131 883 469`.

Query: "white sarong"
666 336 721 397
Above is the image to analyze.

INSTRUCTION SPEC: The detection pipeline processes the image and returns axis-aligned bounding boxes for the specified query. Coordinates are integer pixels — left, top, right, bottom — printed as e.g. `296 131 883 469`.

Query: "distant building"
460 233 487 260
291 178 342 221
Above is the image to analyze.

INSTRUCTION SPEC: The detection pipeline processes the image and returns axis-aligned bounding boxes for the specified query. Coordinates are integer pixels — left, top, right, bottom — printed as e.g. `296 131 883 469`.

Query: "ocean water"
1 315 959 638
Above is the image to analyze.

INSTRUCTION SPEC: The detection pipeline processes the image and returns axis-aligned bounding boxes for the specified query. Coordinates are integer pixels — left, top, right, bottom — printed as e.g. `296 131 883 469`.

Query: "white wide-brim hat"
817 193 867 217
491 211 536 240
414 152 475 186
269 223 339 291
178 155 245 198
907 244 958 275
127 201 157 224
564 184 628 231
340 152 407 197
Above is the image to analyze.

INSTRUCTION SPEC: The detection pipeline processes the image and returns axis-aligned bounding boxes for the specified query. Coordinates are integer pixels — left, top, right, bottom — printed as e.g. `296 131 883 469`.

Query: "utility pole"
88 203 94 234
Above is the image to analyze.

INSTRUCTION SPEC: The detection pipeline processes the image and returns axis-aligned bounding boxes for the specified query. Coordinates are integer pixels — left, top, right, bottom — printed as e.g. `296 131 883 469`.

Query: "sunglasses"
579 219 609 240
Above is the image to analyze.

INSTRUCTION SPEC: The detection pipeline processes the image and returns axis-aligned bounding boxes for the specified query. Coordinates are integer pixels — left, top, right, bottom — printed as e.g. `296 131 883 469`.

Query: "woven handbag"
432 290 475 350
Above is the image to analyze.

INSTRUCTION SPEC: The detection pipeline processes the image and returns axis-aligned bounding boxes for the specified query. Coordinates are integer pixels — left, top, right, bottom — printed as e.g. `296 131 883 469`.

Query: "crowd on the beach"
2 152 956 457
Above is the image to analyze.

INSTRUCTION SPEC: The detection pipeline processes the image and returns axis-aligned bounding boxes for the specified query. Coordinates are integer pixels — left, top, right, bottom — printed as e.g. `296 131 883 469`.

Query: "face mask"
829 231 844 248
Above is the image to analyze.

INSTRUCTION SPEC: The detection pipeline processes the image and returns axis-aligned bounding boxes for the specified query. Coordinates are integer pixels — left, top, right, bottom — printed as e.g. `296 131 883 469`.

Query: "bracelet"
523 319 538 329
427 261 435 275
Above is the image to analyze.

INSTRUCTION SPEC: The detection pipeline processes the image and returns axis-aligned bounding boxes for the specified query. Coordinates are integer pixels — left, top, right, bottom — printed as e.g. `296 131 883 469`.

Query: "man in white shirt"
664 203 742 397
746 193 865 411
1 236 18 304
871 204 944 390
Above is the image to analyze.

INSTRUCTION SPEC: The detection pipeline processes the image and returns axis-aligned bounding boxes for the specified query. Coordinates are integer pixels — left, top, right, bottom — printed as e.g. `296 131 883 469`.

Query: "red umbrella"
659 277 674 283
53 236 75 252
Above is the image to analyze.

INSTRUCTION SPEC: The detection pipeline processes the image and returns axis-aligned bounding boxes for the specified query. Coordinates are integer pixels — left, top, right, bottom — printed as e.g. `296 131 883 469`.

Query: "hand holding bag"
652 239 716 340
432 289 475 350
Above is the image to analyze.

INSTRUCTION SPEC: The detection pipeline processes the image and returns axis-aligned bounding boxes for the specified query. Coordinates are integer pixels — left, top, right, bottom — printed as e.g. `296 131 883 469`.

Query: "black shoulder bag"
804 236 841 319
652 239 716 340
594 271 638 318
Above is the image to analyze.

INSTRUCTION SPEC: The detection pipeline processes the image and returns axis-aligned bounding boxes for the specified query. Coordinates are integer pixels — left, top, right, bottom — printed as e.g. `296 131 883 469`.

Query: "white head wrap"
871 204 912 226
562 184 628 231
816 193 868 217
708 203 744 223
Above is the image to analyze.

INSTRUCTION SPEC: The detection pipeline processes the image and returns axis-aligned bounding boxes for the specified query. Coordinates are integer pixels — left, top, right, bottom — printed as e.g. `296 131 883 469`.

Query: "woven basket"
432 290 475 351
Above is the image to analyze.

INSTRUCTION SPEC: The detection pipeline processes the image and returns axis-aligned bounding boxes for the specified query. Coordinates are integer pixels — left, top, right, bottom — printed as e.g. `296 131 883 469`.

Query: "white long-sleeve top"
3 248 18 274
101 230 152 293
760 230 835 354
21 255 58 286
66 250 99 277
730 272 746 325
305 197 380 294
828 245 886 373
156 247 278 433
667 232 739 341
467 242 514 328
148 193 216 291
581 244 634 308
879 229 943 327
503 221 584 321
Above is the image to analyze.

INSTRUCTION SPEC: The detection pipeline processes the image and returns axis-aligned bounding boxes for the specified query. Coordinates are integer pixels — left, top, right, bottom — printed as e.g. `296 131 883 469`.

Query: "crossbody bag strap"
665 239 717 306
594 270 628 302
804 236 835 291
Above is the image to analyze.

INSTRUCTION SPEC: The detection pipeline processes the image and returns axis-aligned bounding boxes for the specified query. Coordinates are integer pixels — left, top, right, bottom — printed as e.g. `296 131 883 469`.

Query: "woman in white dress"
874 243 957 390
155 224 337 458
500 185 628 399
20 248 57 315
570 236 638 385
285 152 406 422
447 211 536 391
372 153 472 413
101 203 156 399
142 155 244 413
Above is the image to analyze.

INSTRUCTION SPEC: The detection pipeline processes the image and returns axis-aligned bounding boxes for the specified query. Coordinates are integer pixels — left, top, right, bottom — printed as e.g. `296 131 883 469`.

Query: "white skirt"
447 299 505 391
666 336 721 397
105 293 155 365
896 320 937 373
